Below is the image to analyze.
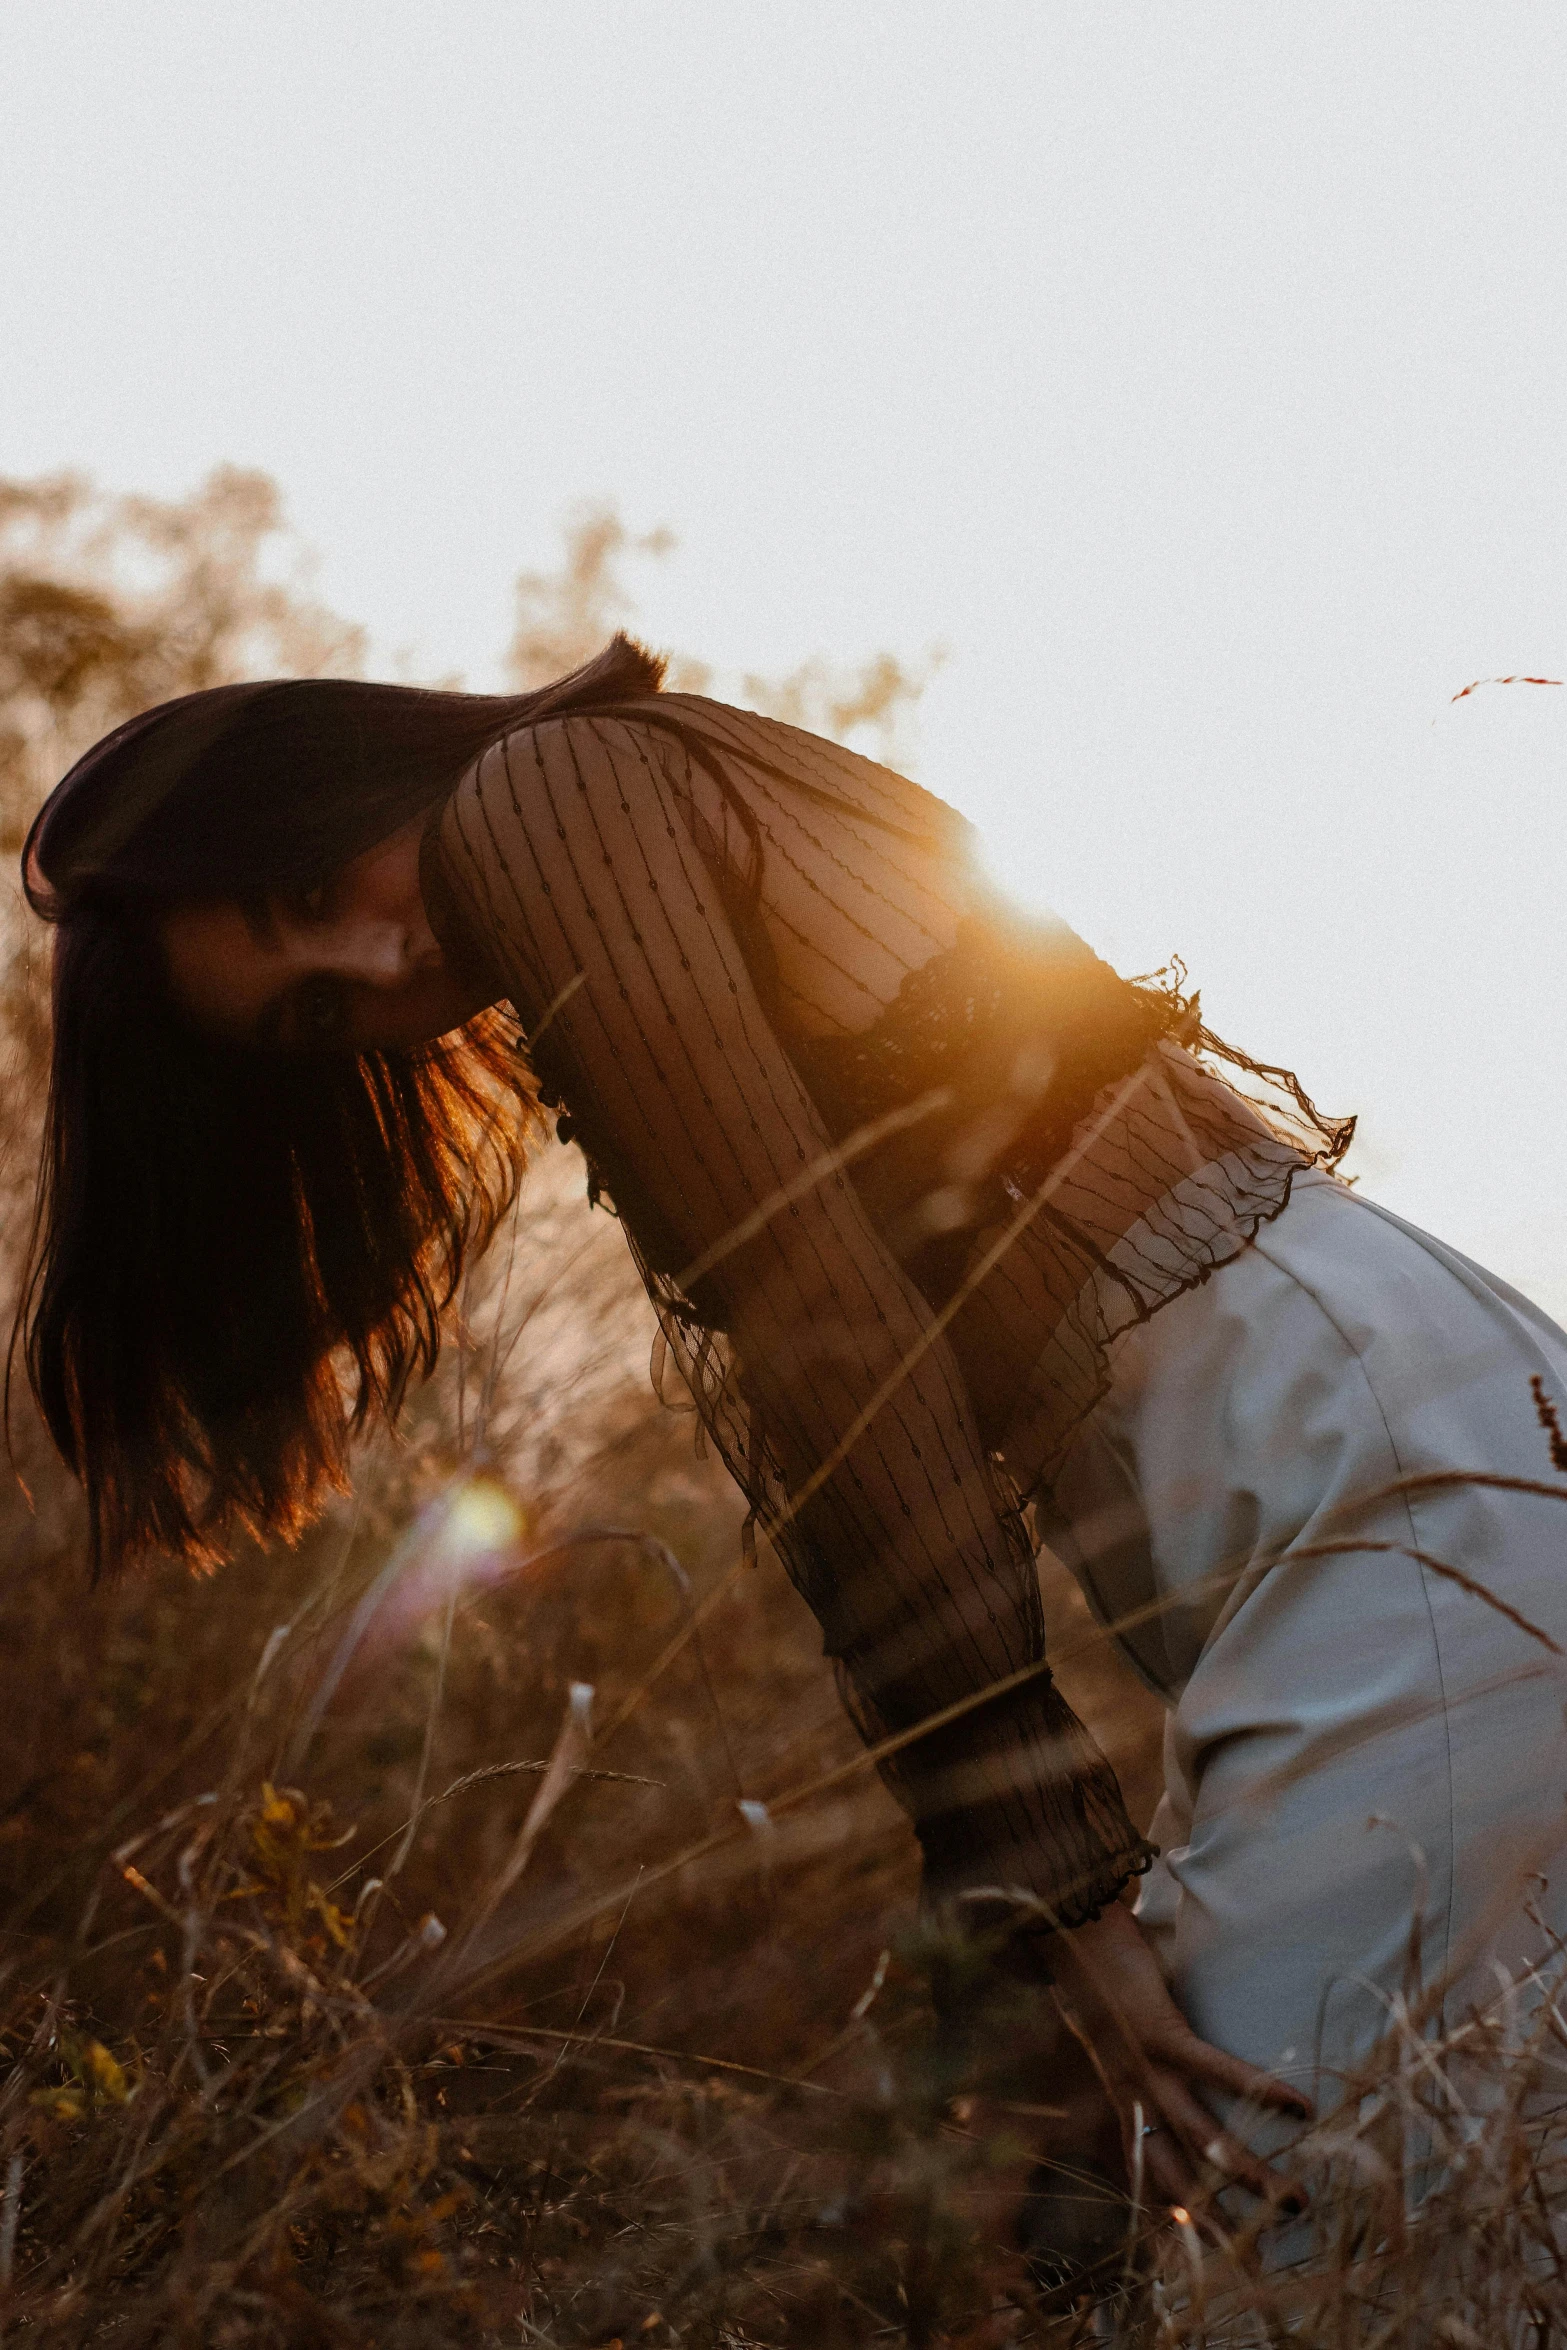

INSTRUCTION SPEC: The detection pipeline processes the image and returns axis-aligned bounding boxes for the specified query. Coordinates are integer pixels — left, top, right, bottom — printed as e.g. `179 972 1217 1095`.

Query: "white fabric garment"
1037 1169 1567 2111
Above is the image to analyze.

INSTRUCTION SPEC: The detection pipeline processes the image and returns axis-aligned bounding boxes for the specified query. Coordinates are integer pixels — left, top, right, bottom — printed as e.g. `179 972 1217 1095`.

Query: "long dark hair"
15 634 666 1575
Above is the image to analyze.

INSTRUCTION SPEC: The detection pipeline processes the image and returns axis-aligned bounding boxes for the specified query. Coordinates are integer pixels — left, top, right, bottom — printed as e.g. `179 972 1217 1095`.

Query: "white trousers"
1040 1171 1567 2112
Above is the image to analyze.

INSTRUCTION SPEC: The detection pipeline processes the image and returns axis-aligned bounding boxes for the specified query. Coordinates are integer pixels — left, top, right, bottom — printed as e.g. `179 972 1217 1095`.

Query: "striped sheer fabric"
429 692 1314 1928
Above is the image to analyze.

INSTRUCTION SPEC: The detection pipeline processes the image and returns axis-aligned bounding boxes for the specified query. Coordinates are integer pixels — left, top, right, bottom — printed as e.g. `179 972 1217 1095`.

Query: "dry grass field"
2 470 1565 2344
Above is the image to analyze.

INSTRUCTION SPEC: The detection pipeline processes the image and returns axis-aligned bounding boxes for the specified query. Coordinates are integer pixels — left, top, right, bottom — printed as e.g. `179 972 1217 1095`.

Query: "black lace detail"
790 915 1176 1308
982 1047 1312 1495
784 919 1342 1499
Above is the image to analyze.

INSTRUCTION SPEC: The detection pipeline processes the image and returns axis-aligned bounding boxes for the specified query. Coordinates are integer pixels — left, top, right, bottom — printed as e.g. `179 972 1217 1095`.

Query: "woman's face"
161 816 497 1053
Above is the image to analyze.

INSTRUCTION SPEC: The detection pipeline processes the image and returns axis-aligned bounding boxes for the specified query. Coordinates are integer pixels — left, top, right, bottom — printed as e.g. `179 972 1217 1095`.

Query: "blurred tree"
0 465 364 870
506 505 678 691
505 497 940 769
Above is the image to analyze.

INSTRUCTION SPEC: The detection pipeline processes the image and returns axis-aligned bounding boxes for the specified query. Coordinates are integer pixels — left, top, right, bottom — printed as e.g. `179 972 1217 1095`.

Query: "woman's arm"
436 709 1148 1924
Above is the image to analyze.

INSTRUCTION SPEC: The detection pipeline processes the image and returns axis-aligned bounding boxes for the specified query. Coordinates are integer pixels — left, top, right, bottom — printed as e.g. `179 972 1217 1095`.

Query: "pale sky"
4 3 1564 1311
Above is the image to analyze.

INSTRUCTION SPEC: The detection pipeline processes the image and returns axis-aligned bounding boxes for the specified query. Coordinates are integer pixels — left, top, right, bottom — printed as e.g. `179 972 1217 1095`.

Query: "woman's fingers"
1048 1905 1310 2221
1146 2070 1306 2213
1131 2112 1301 2224
1160 2026 1313 2120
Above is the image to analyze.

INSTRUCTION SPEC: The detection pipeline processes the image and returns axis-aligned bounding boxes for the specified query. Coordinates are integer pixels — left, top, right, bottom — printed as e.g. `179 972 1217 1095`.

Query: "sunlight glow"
442 1477 525 1560
360 1475 529 1653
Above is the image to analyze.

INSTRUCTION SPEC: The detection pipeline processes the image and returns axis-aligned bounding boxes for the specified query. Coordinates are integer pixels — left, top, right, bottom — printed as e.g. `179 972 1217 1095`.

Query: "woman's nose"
322 919 419 988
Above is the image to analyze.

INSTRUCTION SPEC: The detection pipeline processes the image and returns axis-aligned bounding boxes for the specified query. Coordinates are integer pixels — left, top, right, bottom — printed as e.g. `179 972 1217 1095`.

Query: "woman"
17 634 1567 2217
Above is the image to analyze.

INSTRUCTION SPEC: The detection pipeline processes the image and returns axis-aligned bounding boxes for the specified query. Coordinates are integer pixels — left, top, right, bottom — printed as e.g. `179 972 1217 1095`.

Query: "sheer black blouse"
430 690 1311 1929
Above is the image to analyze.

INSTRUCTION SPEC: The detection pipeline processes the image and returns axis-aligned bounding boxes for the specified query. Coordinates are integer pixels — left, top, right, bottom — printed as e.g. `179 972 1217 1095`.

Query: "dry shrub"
2 1393 1566 2347
2 1142 1562 2346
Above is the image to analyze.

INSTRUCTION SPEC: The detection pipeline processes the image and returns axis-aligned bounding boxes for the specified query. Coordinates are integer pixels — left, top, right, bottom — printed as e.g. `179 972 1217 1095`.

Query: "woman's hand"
1045 1900 1312 2218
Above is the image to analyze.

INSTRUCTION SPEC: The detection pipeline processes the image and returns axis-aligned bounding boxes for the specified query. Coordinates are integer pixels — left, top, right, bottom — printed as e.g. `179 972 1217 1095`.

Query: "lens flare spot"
443 1478 524 1558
